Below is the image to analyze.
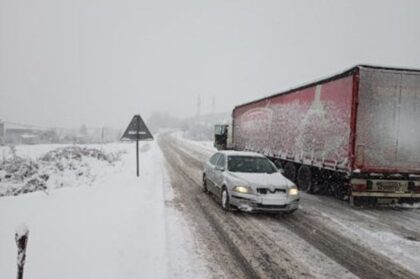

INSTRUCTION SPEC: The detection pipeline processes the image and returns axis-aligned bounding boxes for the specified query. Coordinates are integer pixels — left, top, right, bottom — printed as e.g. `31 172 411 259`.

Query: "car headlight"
288 187 299 196
233 186 253 194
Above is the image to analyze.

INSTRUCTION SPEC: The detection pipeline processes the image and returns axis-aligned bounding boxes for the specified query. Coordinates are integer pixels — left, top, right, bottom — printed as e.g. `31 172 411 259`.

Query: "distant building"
5 128 41 144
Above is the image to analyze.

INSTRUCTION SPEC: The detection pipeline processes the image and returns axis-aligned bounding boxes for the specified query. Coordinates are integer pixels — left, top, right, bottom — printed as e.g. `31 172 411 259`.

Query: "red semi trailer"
215 65 420 205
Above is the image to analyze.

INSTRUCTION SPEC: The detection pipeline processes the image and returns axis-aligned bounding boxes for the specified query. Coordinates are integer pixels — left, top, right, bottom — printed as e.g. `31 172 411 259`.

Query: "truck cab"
214 124 228 150
214 124 232 150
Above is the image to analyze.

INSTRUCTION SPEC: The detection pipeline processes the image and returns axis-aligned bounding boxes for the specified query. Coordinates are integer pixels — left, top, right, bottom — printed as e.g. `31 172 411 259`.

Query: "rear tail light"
352 184 367 192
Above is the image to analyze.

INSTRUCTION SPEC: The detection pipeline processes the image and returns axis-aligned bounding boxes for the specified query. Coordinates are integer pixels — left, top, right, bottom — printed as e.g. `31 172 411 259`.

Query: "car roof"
217 150 266 158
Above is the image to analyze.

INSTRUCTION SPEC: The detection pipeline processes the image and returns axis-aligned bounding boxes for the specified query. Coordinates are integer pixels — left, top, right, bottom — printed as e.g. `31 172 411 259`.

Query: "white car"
203 151 299 213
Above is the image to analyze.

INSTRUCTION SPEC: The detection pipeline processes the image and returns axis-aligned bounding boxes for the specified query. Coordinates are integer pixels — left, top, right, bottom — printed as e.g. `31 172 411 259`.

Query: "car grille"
257 188 286 194
257 204 287 209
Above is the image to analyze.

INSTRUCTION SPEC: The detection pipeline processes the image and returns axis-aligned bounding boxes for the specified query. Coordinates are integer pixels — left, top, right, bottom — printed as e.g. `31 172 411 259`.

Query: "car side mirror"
215 166 225 172
279 168 285 174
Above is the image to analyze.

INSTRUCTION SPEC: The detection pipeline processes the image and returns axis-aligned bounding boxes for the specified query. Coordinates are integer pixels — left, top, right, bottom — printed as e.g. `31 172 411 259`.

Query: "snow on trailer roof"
234 64 420 110
219 150 266 157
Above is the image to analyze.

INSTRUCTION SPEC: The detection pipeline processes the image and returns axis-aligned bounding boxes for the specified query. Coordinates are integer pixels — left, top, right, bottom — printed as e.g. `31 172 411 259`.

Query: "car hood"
227 172 294 188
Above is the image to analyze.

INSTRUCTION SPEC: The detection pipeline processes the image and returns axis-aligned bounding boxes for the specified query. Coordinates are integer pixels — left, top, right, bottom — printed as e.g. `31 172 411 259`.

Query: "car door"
206 153 220 193
213 154 226 197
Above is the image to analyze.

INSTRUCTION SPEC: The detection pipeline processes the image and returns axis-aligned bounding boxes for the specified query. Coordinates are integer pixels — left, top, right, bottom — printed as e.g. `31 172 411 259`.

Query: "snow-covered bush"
41 146 122 163
0 146 125 197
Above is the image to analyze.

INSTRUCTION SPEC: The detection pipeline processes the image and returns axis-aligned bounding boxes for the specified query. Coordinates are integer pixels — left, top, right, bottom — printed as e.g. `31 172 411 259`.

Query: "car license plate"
261 196 286 205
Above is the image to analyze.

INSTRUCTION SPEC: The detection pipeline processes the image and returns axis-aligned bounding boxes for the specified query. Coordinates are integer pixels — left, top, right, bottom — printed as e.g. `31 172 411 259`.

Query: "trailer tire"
311 170 328 195
284 162 297 182
274 159 283 169
333 183 348 200
350 196 365 207
297 166 312 193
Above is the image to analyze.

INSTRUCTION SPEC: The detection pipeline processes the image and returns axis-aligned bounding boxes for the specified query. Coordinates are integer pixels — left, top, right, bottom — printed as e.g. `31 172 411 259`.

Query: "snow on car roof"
219 150 265 157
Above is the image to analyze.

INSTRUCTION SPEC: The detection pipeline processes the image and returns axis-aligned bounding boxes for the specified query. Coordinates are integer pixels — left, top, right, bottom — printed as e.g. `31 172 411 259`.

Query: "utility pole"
196 95 201 117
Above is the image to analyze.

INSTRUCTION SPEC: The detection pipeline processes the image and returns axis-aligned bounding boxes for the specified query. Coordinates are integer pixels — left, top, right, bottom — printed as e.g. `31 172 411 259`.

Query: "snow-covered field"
0 141 207 279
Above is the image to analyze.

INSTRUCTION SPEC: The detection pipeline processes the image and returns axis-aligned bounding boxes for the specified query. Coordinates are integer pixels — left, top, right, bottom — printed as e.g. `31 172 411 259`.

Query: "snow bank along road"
0 143 209 279
159 133 420 279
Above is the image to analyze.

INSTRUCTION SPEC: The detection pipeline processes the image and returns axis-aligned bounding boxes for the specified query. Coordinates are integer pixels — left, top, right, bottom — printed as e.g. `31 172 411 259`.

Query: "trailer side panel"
233 75 355 171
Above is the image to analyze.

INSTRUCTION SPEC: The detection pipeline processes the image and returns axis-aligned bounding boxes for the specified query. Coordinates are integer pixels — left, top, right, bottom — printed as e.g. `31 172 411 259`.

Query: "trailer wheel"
274 159 283 169
311 170 328 195
350 196 365 207
284 162 297 181
297 166 312 193
333 183 348 200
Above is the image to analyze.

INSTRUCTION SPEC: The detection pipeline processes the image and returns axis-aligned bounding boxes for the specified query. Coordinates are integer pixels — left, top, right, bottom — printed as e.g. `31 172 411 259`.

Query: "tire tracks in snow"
161 144 247 278
279 212 418 279
159 135 314 279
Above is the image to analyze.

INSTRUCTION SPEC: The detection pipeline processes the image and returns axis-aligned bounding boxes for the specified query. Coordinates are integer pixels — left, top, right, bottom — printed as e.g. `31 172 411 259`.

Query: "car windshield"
227 156 278 173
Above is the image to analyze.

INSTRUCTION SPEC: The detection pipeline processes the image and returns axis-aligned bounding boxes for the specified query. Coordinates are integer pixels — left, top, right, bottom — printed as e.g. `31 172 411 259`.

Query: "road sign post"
136 118 140 176
136 140 139 176
121 115 153 177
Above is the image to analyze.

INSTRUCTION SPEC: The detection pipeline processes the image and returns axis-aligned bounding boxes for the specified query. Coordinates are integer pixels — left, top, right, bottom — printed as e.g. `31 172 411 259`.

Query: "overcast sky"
1 0 420 129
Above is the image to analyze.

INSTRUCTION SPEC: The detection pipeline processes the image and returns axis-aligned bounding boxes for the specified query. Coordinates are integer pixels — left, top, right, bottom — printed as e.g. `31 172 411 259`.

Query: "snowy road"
1 137 419 279
159 133 420 279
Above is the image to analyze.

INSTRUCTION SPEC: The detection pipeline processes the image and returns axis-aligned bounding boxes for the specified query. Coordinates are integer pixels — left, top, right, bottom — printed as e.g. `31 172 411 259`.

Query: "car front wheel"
202 175 209 193
221 188 231 211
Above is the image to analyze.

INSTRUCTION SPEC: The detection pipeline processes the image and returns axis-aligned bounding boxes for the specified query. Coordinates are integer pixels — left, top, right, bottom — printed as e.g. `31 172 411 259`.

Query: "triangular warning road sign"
121 115 153 141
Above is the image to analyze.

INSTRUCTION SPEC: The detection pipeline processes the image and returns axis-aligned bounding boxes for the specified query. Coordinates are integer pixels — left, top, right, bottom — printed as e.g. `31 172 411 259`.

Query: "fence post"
15 224 29 279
